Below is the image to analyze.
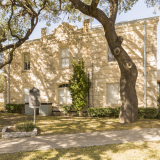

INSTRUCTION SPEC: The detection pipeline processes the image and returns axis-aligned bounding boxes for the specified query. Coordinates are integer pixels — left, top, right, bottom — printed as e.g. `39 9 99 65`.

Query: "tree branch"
90 0 100 13
0 48 15 69
8 0 21 40
109 0 118 23
69 0 110 29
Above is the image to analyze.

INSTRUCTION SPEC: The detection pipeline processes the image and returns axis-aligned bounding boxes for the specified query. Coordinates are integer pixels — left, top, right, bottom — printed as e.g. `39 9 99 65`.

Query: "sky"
29 0 160 69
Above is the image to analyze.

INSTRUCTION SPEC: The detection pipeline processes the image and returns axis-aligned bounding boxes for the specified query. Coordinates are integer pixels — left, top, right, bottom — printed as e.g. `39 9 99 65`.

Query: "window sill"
58 67 70 70
107 61 117 64
22 70 31 73
58 104 72 106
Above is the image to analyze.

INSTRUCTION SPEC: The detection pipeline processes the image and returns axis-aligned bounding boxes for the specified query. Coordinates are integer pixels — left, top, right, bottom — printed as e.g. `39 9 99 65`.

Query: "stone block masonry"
2 126 37 139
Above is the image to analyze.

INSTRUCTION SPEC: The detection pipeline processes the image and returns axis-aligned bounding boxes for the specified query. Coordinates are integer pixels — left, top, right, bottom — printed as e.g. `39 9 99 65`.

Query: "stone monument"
29 87 41 124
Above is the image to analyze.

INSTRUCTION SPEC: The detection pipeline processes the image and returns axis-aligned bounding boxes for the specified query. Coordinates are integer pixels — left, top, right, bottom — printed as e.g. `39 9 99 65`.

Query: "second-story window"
107 46 116 62
60 48 69 68
24 53 30 70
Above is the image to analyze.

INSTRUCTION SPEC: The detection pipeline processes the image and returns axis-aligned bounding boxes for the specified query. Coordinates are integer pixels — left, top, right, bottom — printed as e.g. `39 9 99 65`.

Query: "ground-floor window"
24 88 30 103
58 84 72 105
107 83 120 104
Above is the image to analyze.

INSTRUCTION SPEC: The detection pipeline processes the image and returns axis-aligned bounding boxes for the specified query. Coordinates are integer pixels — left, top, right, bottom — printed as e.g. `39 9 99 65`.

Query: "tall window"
107 46 116 62
58 84 72 104
24 88 30 103
60 48 69 68
107 83 120 104
24 53 30 70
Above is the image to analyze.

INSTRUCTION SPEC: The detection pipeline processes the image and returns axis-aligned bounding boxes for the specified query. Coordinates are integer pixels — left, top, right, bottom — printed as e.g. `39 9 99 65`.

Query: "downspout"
144 21 146 108
8 35 10 104
8 55 10 104
92 63 94 107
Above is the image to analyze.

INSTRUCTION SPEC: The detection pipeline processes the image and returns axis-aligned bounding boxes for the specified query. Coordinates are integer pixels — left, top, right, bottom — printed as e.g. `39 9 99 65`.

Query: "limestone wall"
4 17 159 111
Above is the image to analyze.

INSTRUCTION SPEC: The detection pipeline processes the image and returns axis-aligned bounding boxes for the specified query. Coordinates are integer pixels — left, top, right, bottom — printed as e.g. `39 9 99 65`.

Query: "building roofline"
92 16 159 29
115 16 159 26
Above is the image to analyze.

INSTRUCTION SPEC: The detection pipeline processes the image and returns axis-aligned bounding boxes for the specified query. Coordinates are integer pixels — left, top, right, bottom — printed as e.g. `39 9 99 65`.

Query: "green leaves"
68 59 91 113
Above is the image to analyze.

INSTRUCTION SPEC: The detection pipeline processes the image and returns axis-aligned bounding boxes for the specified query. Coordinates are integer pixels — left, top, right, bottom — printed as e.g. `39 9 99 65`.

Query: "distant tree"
68 59 91 113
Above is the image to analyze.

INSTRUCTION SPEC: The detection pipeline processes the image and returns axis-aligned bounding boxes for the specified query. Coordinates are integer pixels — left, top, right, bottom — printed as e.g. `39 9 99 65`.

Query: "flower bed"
2 126 37 139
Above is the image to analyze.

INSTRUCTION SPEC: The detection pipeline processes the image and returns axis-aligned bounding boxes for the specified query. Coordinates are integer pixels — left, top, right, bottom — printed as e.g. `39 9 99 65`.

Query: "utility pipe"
92 63 94 107
144 21 146 108
7 36 10 104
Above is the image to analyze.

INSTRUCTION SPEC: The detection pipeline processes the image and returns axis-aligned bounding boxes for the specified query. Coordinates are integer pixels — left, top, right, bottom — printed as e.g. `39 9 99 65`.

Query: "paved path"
0 128 160 154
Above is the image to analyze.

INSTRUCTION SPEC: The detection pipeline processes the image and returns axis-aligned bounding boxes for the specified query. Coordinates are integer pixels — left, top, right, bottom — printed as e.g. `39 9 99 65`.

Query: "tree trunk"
111 45 138 124
119 63 138 123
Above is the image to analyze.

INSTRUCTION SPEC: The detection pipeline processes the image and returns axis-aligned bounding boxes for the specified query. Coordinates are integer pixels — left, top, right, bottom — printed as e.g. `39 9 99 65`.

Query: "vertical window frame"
107 44 116 62
106 83 120 104
24 53 30 71
60 48 69 68
24 87 30 103
58 84 72 105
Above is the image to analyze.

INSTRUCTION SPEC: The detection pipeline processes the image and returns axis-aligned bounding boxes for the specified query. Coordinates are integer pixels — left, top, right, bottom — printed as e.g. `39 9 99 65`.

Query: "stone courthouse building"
4 16 159 114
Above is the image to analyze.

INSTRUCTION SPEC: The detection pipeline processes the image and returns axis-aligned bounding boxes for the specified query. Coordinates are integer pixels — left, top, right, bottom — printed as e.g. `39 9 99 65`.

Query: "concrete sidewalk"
0 128 160 154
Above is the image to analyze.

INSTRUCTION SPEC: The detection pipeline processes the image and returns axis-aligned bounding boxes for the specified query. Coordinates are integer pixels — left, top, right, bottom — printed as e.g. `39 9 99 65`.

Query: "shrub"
5 104 24 114
15 122 36 132
87 107 158 119
87 108 120 118
155 112 160 119
68 59 91 113
138 107 158 119
62 105 73 115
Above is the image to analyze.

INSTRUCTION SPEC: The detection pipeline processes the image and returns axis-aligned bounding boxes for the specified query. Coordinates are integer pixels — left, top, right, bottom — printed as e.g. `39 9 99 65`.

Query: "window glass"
24 53 30 70
107 83 120 104
107 46 116 62
58 84 72 104
60 48 69 67
24 88 30 103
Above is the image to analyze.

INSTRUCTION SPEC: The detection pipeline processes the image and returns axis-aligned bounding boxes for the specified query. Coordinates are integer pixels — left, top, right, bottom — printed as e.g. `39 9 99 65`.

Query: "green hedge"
87 108 120 118
5 104 24 114
87 107 158 119
138 107 158 119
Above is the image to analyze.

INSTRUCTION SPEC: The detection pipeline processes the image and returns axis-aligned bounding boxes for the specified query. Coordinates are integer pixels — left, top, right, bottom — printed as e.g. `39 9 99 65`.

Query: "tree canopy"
0 0 61 69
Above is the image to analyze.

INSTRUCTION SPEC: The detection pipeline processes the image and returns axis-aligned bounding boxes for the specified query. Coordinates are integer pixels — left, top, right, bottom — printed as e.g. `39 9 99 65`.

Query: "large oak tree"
66 0 159 123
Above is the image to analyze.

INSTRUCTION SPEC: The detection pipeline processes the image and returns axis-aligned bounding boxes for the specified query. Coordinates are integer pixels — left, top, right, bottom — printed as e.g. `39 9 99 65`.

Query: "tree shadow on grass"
1 141 160 160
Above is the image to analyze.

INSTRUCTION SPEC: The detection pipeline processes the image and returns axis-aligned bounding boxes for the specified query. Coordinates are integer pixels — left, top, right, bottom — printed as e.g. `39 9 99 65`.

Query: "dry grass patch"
0 113 160 138
0 141 160 160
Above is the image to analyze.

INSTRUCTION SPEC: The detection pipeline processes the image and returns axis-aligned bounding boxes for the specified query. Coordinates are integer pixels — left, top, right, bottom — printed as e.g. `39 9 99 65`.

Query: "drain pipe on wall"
7 35 10 104
8 54 10 104
144 20 147 108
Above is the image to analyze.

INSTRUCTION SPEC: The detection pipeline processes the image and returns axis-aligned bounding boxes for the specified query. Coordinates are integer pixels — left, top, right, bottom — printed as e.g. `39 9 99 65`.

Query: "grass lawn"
0 113 160 138
0 113 160 159
1 141 160 160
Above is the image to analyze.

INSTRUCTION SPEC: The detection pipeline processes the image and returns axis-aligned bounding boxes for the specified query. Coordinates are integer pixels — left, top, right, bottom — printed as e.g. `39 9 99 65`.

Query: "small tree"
68 59 91 113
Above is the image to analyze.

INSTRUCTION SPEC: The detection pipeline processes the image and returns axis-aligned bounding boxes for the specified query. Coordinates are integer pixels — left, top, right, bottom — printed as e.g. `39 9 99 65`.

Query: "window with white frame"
107 45 116 62
24 88 30 103
24 53 30 70
58 84 72 104
107 83 120 104
60 48 69 68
